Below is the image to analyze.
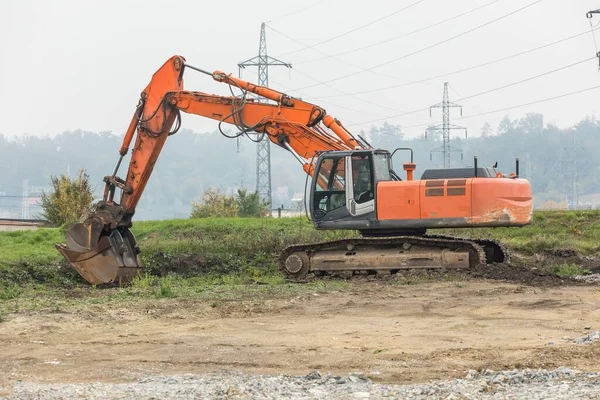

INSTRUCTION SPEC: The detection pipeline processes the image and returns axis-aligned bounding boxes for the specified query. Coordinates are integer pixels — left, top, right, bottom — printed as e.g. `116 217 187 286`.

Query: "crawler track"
278 235 507 282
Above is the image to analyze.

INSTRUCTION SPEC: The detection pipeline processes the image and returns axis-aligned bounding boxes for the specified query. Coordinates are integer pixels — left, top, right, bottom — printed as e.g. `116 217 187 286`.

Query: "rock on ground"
3 367 600 400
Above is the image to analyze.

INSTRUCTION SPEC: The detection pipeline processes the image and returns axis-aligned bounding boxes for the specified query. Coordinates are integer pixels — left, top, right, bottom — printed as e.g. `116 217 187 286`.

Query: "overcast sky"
2 0 600 140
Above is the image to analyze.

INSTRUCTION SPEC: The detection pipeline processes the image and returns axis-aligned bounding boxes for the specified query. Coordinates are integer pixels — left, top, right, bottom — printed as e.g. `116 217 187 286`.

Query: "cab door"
311 155 352 221
345 153 375 216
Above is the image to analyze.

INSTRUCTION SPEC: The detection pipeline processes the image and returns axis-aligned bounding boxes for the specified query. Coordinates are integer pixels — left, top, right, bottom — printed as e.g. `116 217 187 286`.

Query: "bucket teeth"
57 225 142 285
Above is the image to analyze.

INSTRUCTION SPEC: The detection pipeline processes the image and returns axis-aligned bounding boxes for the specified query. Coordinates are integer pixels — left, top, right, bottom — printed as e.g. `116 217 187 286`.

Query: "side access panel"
376 180 420 220
419 179 471 220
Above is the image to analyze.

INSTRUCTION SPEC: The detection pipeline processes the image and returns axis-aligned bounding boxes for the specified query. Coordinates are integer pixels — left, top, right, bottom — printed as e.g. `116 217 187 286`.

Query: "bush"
190 188 238 218
190 188 269 218
39 169 94 227
236 189 269 217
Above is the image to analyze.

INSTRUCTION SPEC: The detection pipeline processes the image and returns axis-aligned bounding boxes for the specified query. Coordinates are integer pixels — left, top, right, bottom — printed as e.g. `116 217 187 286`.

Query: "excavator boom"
57 56 366 284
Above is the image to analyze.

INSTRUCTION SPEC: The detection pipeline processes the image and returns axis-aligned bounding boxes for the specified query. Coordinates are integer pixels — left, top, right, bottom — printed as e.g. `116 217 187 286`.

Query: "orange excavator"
56 55 532 285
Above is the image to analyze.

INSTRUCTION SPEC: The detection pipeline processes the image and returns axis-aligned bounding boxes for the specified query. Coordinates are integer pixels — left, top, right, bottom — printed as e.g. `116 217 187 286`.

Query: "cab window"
352 154 374 204
313 157 346 213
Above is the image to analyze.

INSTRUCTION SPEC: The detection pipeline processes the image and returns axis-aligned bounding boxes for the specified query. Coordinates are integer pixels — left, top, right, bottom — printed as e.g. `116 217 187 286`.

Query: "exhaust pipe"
56 218 142 285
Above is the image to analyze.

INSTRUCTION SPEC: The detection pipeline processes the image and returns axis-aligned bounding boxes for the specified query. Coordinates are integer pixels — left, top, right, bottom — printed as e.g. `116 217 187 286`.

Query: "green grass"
552 263 591 277
0 211 599 290
0 217 355 286
0 229 64 263
441 210 600 256
0 277 351 316
0 282 21 300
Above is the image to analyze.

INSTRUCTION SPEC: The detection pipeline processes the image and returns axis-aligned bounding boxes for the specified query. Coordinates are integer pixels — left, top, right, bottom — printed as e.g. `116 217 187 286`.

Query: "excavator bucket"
56 220 142 285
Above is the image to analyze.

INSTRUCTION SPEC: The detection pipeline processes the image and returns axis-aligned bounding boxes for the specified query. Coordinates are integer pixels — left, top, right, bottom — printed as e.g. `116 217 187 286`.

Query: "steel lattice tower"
238 23 291 209
426 82 466 168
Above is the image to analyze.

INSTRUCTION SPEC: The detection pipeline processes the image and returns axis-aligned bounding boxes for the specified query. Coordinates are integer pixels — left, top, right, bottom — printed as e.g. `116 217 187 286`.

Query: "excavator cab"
310 150 391 224
310 149 532 234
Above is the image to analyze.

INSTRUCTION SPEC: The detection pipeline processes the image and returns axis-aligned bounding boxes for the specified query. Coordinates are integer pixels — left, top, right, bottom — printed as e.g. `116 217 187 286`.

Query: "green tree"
480 122 492 138
236 189 269 217
497 115 515 136
370 121 404 149
190 187 238 218
39 169 94 227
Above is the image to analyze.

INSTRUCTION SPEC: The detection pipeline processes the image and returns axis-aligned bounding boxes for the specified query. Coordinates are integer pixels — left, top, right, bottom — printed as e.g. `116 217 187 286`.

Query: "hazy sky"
2 0 600 140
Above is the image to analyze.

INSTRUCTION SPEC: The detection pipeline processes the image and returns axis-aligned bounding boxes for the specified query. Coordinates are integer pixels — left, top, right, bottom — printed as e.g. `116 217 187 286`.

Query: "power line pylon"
426 82 466 168
238 22 291 210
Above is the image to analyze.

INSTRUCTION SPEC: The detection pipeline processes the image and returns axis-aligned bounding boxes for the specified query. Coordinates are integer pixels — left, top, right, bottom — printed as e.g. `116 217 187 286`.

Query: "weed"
154 276 177 298
131 273 155 290
0 283 21 300
553 263 590 277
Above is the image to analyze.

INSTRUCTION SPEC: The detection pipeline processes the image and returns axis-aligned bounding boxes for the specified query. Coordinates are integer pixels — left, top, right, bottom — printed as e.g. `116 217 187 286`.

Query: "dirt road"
1 280 600 388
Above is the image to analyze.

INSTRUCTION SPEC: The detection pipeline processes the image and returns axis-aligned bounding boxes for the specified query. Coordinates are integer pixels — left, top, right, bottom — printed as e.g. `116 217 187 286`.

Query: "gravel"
573 273 600 284
575 330 600 345
3 368 600 399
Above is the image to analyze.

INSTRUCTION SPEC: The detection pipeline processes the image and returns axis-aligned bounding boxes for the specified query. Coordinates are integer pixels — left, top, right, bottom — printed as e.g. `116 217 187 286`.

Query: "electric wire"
293 0 543 91
274 0 428 58
267 24 417 84
289 67 407 113
240 67 392 121
345 56 597 127
264 26 423 114
457 57 595 103
269 0 328 23
396 85 600 130
290 0 504 65
313 28 597 99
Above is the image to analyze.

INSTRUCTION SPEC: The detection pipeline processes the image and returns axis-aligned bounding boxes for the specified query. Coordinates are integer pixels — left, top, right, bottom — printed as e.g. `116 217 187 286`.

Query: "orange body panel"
377 178 532 227
470 178 533 225
377 180 420 220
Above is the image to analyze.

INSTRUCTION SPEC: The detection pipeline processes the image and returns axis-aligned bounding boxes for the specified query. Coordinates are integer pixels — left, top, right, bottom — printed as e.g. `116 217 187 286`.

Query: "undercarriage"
278 234 508 281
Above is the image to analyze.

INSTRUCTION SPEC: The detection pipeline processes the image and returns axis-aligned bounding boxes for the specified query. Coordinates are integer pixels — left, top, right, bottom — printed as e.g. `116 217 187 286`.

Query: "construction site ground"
1 274 600 393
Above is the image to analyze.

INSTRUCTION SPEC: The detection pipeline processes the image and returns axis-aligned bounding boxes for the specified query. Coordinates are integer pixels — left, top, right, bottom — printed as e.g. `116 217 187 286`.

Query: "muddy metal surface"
1 279 599 394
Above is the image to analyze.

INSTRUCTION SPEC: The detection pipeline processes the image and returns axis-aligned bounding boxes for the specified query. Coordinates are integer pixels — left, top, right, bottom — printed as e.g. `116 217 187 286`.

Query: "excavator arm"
56 55 365 284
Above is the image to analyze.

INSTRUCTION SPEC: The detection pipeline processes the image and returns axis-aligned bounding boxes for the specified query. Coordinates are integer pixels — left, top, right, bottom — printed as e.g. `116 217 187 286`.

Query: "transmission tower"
238 22 291 210
426 82 466 168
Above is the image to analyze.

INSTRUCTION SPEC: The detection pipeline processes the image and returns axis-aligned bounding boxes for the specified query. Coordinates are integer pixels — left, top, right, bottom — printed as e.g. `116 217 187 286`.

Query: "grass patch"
0 278 351 316
154 276 177 298
552 263 591 277
0 210 598 291
0 282 22 300
442 210 600 257
0 217 355 286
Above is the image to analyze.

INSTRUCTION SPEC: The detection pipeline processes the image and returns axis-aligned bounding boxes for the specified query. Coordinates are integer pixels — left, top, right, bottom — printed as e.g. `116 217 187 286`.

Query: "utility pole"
561 131 579 210
21 179 29 219
426 82 466 168
586 9 600 67
238 22 291 210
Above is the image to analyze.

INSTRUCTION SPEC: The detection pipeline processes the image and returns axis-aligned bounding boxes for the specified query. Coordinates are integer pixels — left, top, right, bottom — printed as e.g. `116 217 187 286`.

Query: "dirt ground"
1 280 600 390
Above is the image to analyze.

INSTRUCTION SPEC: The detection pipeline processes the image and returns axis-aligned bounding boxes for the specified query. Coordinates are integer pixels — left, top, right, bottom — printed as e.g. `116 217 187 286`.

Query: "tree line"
1 113 598 221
